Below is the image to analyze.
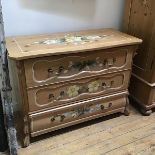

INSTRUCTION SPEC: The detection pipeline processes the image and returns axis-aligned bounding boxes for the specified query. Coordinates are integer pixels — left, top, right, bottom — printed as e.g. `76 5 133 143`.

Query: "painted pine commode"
6 29 142 147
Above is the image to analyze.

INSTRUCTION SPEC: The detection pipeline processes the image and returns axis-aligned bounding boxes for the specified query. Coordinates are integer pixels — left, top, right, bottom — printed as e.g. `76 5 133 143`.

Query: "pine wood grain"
18 106 155 155
124 0 155 115
6 29 142 60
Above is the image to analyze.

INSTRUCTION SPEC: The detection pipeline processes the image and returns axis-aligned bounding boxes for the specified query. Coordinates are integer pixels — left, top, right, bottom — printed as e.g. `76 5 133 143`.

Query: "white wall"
2 0 125 37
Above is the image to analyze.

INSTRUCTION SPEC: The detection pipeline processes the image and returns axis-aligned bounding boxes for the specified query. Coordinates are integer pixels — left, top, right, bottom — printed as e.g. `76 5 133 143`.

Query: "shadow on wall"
17 0 96 21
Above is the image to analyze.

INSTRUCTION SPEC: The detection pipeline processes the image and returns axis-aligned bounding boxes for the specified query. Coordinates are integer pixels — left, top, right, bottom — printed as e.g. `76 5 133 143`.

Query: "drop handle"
48 68 53 73
47 68 53 78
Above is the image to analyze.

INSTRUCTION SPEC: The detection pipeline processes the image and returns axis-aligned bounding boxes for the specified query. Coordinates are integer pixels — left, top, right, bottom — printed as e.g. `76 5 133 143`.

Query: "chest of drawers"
6 29 141 147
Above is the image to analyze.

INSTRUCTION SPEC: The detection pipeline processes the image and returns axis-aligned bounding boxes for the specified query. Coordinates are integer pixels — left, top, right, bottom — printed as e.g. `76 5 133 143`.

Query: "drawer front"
30 93 127 136
28 70 130 112
24 46 134 88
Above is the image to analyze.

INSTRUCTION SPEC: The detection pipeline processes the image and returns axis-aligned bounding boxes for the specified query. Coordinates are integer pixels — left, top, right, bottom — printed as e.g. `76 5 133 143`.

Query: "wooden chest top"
6 29 142 60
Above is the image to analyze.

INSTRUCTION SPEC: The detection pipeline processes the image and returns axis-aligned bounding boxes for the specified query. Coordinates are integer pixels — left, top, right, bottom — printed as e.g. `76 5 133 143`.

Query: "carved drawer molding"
29 92 127 137
24 47 134 88
27 70 130 112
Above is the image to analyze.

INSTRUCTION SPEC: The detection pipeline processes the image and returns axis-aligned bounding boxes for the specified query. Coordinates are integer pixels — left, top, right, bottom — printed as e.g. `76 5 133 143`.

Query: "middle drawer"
27 70 130 112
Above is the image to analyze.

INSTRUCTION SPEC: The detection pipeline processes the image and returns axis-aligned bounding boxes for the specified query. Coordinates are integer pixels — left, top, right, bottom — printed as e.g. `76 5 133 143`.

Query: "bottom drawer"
29 92 127 137
130 74 155 106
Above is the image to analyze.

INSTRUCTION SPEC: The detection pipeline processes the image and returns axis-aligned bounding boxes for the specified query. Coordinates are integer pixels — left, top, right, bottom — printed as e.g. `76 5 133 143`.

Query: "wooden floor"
16 105 155 155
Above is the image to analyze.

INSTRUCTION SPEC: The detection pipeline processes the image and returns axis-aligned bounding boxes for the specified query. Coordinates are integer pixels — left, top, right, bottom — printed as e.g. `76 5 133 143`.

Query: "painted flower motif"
54 116 62 122
54 115 65 122
65 35 82 43
67 85 80 98
88 81 100 93
71 112 79 118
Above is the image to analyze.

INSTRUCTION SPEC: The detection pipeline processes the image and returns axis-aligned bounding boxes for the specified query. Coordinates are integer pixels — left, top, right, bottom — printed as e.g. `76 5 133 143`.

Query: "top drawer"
24 46 134 88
